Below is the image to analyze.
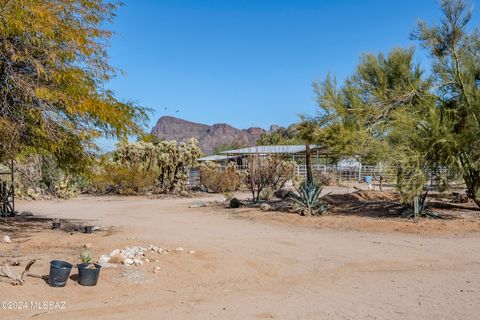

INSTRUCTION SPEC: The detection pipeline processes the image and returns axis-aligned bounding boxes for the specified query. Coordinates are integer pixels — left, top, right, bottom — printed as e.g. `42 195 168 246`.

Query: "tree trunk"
464 169 480 207
305 144 313 185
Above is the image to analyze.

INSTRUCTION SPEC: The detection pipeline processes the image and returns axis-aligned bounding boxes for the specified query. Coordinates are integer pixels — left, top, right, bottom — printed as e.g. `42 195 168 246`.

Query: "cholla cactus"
14 155 81 199
108 138 201 194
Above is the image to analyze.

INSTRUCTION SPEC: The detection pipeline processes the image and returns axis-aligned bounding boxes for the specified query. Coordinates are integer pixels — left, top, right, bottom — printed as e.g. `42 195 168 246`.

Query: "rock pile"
98 244 195 268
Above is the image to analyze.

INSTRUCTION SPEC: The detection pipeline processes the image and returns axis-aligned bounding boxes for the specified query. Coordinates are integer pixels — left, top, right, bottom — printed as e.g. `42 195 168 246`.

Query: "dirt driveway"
1 194 479 320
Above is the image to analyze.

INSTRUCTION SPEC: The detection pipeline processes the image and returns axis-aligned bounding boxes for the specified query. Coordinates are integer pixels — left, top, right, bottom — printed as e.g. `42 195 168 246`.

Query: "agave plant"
289 182 329 216
402 190 443 220
79 250 92 263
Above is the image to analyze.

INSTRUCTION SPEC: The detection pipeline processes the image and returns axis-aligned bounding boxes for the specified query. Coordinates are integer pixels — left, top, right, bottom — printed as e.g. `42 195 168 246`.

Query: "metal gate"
0 160 15 216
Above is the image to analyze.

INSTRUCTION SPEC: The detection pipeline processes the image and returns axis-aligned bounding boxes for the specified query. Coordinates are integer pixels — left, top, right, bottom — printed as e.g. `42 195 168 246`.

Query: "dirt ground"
1 189 480 320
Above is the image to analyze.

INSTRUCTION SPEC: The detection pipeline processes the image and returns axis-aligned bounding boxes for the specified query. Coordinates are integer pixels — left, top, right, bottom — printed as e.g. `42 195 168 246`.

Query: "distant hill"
151 116 278 155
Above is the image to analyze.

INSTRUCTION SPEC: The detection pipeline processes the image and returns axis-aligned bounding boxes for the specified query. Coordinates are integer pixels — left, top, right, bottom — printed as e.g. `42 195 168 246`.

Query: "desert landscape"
2 0 480 319
1 188 479 320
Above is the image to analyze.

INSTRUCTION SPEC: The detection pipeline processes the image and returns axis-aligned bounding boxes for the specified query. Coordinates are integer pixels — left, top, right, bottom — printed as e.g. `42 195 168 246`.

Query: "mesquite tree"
244 156 296 203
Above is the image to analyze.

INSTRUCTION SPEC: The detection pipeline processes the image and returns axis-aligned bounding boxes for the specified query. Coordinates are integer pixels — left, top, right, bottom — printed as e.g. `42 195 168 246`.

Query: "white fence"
188 164 454 187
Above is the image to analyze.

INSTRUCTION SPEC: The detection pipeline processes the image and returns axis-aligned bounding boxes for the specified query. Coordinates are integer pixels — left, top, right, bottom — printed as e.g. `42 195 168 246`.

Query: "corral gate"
0 160 15 216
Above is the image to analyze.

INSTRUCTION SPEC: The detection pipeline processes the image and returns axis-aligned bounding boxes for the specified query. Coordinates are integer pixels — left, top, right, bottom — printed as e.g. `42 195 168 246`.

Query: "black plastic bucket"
77 263 101 286
48 260 72 287
52 222 61 230
84 226 94 234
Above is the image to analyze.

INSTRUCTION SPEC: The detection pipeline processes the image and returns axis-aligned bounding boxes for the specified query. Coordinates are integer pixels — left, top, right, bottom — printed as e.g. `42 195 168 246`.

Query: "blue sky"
99 0 478 150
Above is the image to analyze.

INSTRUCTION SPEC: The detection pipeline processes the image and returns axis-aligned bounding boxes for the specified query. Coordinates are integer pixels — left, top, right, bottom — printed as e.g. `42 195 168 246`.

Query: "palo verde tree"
315 47 434 204
0 0 148 172
411 0 480 206
314 0 480 207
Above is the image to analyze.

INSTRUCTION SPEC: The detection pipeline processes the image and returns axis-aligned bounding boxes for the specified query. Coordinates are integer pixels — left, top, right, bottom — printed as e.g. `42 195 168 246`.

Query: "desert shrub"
260 187 274 201
271 159 297 190
90 162 156 195
223 191 235 201
312 171 334 186
244 155 297 203
199 162 242 193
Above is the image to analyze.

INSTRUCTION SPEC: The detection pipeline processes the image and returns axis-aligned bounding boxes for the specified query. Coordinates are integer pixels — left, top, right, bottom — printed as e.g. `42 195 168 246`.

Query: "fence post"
413 196 419 221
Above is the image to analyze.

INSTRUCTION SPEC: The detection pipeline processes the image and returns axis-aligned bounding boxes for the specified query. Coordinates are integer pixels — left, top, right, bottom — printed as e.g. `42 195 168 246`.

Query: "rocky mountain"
151 116 273 155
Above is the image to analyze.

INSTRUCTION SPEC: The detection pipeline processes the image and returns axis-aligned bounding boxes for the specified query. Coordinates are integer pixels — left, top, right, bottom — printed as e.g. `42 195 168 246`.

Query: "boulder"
229 198 242 208
260 203 272 212
189 200 207 208
19 211 34 217
274 188 296 199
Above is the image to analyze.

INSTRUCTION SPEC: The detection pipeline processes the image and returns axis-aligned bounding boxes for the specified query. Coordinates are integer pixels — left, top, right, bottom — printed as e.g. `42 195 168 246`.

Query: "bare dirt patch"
0 194 478 320
220 189 480 234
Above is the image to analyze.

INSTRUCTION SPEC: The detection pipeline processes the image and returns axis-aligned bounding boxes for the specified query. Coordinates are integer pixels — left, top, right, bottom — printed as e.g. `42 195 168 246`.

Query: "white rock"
98 255 112 266
215 196 227 203
260 203 272 212
188 250 196 255
99 254 111 262
133 258 143 266
99 262 118 269
153 266 161 273
110 249 120 257
189 200 206 208
145 258 150 263
123 258 134 265
175 247 184 253
3 235 12 244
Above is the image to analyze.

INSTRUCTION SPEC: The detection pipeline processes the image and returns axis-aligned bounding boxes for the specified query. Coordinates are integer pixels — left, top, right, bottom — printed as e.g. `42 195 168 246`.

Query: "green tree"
0 0 148 172
257 125 301 145
314 48 429 164
314 0 480 207
411 0 480 206
315 48 434 204
212 141 247 155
